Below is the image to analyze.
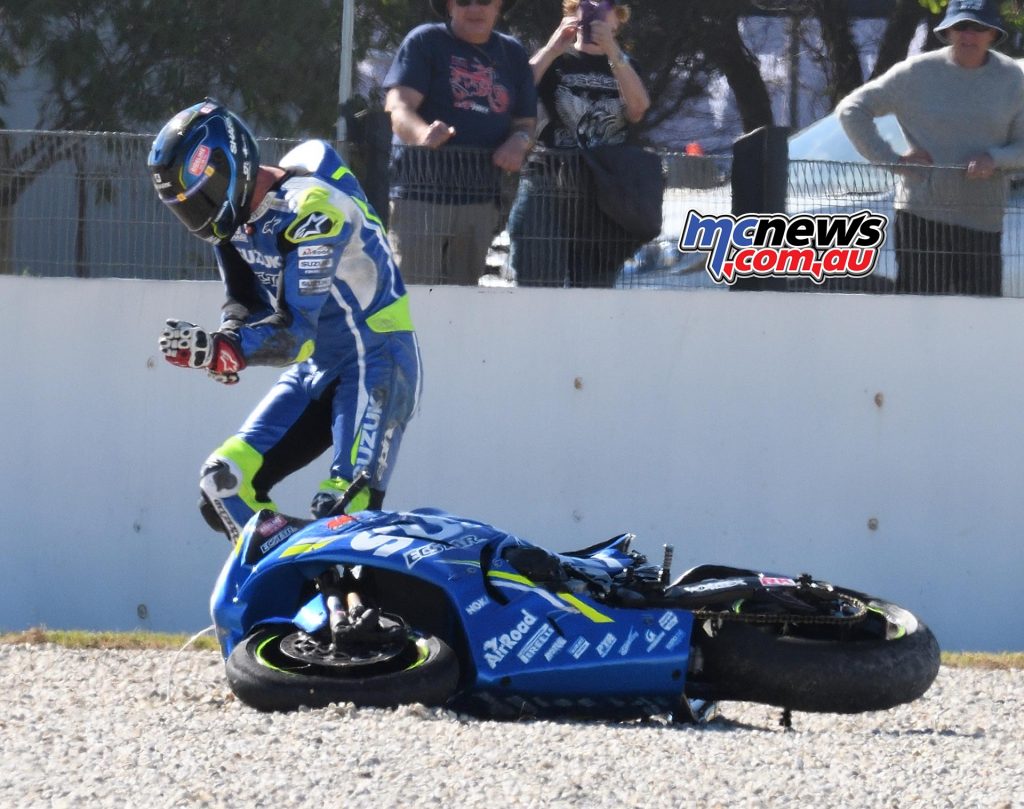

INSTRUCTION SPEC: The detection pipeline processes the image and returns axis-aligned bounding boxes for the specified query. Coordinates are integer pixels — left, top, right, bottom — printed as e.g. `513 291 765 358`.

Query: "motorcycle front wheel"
691 590 940 714
225 625 460 712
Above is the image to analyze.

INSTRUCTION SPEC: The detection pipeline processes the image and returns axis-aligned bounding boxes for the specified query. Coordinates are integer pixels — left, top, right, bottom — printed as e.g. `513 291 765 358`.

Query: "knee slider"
199 458 241 501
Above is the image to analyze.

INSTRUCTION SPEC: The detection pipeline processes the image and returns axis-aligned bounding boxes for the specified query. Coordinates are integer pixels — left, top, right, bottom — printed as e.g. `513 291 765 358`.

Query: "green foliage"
7 0 1015 140
0 0 428 137
1002 1 1024 31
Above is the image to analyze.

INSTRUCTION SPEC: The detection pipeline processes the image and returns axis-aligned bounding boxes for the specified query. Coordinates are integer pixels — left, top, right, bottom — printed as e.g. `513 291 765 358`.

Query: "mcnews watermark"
679 210 888 285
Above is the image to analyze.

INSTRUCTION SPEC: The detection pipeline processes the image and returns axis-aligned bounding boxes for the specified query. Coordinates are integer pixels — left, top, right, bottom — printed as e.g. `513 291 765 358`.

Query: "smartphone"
580 0 613 45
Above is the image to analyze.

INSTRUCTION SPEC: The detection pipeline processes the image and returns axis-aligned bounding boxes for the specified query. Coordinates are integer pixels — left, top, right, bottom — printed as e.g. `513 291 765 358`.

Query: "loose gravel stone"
0 645 1020 808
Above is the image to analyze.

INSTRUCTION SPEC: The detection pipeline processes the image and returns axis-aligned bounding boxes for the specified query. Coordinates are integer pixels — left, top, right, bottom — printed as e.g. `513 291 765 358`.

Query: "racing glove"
158 319 246 385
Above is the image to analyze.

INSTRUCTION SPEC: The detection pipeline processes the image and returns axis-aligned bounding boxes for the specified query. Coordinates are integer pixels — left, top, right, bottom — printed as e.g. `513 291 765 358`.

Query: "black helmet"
148 99 259 244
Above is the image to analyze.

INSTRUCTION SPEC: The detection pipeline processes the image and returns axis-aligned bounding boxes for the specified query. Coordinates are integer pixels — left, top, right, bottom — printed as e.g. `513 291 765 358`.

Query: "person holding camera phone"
507 0 651 287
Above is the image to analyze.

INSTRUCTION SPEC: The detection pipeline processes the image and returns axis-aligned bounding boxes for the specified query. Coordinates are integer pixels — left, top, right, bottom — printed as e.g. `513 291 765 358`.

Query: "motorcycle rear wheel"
692 591 940 713
226 625 460 712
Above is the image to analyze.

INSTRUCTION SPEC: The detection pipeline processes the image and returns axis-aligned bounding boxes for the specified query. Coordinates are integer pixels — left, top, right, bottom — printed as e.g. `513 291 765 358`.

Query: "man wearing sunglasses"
838 0 1024 296
384 0 536 285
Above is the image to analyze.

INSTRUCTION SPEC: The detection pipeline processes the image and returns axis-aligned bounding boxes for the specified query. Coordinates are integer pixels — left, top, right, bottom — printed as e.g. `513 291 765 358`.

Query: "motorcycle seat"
561 532 633 558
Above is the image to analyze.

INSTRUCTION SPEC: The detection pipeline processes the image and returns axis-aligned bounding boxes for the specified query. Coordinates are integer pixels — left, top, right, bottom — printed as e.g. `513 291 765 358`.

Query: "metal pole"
337 0 355 143
788 13 799 131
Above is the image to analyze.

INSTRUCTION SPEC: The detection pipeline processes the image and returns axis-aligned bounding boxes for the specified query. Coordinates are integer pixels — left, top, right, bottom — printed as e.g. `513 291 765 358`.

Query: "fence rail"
0 131 312 280
2 129 1023 295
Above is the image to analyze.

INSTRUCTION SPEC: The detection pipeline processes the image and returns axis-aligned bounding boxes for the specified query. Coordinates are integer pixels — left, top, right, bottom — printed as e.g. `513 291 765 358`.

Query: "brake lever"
325 470 372 517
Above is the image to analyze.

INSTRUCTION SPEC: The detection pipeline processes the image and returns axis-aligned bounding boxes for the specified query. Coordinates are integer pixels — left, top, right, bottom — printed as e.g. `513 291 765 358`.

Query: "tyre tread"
695 608 940 713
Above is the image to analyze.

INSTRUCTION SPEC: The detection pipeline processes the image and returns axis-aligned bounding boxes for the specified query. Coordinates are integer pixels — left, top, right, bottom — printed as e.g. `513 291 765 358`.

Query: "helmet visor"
160 150 233 239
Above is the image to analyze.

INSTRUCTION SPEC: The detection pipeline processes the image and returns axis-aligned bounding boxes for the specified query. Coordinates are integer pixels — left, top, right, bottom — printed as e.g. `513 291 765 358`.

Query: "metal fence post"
729 125 789 291
362 109 393 231
337 103 392 230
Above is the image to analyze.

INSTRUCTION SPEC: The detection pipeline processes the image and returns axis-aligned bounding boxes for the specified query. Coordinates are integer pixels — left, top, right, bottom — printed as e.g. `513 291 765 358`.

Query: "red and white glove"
158 319 246 385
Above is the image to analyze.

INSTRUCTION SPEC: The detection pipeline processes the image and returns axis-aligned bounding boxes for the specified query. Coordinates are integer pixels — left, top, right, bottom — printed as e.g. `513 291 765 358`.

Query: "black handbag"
579 143 665 242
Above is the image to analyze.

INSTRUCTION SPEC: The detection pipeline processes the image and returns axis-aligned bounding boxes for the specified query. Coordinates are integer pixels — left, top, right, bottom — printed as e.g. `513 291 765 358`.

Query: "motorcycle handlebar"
326 470 372 517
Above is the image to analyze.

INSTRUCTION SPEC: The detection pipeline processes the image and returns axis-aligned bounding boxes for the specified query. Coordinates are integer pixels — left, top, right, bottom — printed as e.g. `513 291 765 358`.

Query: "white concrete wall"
1 276 1021 651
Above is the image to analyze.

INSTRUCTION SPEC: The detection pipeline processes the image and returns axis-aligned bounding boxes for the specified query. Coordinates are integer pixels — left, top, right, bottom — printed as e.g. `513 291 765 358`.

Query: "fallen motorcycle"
211 491 940 721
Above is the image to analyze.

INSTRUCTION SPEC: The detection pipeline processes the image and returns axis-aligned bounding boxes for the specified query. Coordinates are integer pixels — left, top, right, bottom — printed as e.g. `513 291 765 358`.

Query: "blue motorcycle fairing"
211 508 492 655
211 507 694 711
294 594 330 634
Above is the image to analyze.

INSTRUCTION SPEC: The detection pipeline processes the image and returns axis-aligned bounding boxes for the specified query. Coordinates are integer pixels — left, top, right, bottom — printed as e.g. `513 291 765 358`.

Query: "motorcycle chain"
692 591 869 626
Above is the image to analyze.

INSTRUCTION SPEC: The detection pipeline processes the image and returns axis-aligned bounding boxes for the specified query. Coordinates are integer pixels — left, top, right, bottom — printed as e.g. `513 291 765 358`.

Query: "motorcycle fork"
315 565 367 645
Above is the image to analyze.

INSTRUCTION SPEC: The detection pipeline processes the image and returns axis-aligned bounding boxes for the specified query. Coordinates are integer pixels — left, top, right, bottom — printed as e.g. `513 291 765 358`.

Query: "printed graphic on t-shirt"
450 56 510 115
551 73 626 148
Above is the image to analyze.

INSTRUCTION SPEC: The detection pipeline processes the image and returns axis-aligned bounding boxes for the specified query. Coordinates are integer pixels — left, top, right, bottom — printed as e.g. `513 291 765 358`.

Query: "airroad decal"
483 609 538 669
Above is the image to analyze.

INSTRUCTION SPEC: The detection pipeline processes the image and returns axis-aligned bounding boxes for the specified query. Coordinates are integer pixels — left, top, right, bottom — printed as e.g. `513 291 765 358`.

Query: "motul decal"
188 145 211 176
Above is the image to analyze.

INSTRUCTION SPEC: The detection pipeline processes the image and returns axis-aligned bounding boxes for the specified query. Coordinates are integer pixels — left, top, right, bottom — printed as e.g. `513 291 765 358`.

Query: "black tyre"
692 592 940 713
225 625 460 712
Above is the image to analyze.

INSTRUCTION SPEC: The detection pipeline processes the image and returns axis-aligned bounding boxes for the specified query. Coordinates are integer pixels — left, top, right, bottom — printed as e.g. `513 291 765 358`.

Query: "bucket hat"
934 0 1008 45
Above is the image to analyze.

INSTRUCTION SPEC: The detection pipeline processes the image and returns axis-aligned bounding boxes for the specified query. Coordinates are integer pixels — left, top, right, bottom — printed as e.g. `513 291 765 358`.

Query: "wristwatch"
512 130 533 147
609 51 628 69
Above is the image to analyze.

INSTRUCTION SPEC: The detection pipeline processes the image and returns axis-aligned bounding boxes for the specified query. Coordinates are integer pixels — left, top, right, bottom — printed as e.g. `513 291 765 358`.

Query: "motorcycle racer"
149 99 421 541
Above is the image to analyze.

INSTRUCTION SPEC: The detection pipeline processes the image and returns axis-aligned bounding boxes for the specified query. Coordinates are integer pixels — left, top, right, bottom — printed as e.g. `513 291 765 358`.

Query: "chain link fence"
2 128 1023 295
0 131 310 280
786 159 1024 296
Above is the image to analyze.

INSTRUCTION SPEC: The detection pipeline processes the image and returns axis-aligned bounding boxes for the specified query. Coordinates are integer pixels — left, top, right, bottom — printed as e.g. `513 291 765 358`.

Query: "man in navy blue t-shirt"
384 0 536 285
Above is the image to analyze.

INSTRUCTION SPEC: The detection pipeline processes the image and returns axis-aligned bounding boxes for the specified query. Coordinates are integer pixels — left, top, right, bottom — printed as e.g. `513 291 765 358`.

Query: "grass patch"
0 627 219 652
941 651 1024 670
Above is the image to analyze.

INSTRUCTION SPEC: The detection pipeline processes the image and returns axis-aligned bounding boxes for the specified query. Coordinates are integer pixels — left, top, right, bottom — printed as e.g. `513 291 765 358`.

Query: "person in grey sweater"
837 0 1024 296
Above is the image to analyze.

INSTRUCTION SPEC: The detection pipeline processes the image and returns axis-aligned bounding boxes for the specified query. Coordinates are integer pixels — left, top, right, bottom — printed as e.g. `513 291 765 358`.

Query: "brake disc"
280 615 408 668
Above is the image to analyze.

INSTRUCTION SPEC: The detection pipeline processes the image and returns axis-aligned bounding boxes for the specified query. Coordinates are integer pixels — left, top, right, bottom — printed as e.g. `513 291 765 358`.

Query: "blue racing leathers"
198 140 422 540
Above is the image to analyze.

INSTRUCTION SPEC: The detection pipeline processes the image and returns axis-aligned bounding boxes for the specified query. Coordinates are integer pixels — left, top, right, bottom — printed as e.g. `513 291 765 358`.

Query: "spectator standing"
507 0 650 287
838 0 1024 296
148 100 421 541
384 0 536 285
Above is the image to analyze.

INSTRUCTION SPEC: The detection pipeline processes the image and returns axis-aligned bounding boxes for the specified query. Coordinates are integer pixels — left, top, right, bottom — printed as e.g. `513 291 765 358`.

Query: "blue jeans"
508 152 644 288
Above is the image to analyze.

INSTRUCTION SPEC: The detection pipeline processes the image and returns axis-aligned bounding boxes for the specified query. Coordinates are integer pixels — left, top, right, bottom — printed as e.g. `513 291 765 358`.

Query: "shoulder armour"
283 184 346 244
